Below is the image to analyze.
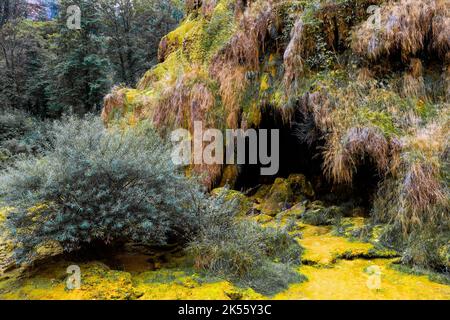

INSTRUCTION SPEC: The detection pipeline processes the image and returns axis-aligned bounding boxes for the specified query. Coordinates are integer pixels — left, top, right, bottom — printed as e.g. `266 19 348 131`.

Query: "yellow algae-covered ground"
299 225 374 266
0 219 449 300
275 259 450 300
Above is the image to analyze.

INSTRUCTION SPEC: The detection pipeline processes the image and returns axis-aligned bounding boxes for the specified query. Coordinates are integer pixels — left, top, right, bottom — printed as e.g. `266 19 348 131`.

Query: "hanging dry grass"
101 87 126 123
323 126 391 184
209 0 276 128
401 59 426 98
352 0 449 62
218 0 275 69
283 17 305 91
430 0 450 58
153 67 216 132
375 115 449 233
295 77 410 186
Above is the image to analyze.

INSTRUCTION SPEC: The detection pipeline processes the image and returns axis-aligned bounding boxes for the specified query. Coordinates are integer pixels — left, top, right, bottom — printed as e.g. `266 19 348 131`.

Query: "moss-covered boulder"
260 174 314 217
80 262 141 300
211 188 253 216
287 174 315 199
219 165 238 188
260 178 292 216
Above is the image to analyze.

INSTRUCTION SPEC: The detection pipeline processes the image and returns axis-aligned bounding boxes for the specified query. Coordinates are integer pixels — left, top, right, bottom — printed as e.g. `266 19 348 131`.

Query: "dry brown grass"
352 0 449 62
356 67 374 83
295 76 414 186
218 0 274 70
430 0 450 58
153 66 216 132
101 86 126 123
323 126 391 184
401 59 426 98
208 0 276 128
282 0 380 91
375 114 449 232
283 17 305 91
186 0 203 14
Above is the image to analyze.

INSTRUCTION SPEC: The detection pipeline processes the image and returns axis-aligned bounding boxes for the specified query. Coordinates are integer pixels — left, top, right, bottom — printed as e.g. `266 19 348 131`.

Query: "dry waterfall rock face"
99 1 447 272
101 0 449 198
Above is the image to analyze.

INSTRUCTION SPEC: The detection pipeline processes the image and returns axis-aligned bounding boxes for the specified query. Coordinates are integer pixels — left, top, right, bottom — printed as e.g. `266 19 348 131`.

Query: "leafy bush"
188 190 304 295
0 115 204 263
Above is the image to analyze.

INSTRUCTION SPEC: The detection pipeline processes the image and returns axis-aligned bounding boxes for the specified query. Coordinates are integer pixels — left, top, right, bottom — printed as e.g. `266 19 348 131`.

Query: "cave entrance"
233 104 382 213
234 104 323 191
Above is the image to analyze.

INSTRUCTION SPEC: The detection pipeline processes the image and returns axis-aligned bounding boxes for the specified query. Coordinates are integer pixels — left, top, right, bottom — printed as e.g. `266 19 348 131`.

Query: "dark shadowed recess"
234 104 382 212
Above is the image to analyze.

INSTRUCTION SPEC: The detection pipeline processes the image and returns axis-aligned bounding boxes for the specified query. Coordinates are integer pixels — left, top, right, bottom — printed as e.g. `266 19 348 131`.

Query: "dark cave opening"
234 104 322 190
234 104 382 213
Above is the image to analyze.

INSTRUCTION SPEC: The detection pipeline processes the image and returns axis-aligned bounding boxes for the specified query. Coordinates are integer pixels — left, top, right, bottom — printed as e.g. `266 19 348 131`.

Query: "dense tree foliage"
0 0 182 117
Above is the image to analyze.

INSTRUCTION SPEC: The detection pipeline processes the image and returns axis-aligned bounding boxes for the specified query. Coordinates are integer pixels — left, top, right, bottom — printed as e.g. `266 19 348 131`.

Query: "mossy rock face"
287 174 315 199
261 178 293 217
211 188 253 216
1 206 64 275
260 175 314 217
0 207 15 274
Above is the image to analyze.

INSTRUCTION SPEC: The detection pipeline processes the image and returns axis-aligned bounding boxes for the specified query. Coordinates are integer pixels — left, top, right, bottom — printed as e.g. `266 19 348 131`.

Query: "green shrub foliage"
0 115 203 262
188 190 304 295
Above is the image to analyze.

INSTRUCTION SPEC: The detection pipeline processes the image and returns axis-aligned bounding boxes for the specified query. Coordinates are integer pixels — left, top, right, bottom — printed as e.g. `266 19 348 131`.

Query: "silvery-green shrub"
0 115 204 263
